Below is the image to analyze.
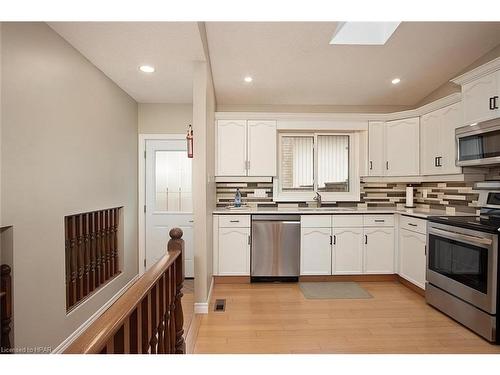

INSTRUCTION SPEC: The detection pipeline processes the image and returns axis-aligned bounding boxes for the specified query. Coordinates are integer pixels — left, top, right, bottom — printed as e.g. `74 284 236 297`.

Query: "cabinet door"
368 121 385 176
462 71 499 125
385 117 420 176
332 228 364 274
420 110 441 176
300 227 332 275
399 229 426 289
218 227 250 275
364 227 394 274
247 120 277 176
439 102 462 175
217 120 247 176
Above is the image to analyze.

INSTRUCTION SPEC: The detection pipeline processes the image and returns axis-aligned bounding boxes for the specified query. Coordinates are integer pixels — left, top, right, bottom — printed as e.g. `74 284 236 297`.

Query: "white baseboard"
194 277 214 314
51 274 140 354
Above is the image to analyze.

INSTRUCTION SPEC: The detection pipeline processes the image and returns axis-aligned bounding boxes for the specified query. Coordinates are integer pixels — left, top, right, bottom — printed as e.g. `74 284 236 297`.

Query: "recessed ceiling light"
391 78 401 85
139 65 155 73
244 76 253 83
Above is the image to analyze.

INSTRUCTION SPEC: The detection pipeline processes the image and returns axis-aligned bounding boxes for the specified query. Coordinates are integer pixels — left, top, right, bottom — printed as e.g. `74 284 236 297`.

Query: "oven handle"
430 227 493 246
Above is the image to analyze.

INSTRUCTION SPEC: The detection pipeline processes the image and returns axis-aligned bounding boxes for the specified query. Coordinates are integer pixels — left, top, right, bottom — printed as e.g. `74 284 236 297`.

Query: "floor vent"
214 299 226 312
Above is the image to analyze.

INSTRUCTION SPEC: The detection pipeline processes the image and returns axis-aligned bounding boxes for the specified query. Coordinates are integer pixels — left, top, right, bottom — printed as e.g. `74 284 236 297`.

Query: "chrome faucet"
313 192 322 207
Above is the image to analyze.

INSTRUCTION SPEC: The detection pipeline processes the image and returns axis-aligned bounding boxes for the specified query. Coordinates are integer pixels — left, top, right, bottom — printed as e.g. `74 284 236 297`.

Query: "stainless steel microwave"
456 117 500 167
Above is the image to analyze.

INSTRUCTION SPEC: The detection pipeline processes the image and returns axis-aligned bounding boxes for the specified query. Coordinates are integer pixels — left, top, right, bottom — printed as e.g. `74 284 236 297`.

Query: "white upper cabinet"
247 120 277 176
368 121 385 176
421 102 462 176
461 70 500 125
217 120 247 176
216 119 277 177
385 117 420 176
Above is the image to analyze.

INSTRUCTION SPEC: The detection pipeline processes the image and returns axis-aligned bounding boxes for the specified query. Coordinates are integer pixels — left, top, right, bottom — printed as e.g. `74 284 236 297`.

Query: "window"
275 132 360 202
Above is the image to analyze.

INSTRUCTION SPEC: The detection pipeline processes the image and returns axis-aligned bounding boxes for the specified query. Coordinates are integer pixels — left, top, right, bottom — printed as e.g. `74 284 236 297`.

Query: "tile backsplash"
216 179 481 214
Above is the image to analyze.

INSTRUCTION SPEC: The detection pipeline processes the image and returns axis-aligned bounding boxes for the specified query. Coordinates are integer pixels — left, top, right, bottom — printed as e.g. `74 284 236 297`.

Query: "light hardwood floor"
193 281 500 354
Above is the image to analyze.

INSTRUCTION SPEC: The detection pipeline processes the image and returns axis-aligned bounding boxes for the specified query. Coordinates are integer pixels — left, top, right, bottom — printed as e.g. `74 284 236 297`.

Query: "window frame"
274 131 360 202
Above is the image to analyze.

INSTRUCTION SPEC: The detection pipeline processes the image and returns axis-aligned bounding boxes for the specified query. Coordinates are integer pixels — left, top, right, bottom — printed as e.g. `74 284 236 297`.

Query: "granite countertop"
212 206 476 219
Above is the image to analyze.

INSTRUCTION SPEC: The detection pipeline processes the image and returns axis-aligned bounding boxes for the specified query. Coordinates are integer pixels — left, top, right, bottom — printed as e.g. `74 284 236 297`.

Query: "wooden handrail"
1 264 12 353
64 228 185 354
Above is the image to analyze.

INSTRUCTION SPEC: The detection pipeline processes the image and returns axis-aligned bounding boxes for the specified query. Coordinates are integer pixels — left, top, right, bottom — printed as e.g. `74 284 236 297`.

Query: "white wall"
1 22 138 351
138 103 192 134
192 60 216 305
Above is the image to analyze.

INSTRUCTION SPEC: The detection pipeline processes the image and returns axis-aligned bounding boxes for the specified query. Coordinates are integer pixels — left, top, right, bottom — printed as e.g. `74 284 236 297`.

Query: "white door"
399 229 426 289
247 120 277 176
462 71 499 125
385 117 420 176
364 227 394 274
368 121 385 176
218 227 250 275
332 228 364 274
145 139 194 277
439 102 462 175
217 120 247 176
420 110 441 176
300 227 332 275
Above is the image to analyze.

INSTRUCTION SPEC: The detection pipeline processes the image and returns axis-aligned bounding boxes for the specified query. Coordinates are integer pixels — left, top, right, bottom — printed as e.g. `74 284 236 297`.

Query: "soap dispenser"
234 188 242 208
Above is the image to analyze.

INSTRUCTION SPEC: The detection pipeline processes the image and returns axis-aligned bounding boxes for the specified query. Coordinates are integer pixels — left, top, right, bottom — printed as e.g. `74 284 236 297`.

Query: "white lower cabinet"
399 229 427 289
364 227 395 274
300 227 332 275
218 227 251 275
332 228 364 274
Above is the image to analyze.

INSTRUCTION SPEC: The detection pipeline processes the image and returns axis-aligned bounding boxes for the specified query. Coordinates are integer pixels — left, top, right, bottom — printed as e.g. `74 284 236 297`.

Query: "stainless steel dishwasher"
251 215 301 281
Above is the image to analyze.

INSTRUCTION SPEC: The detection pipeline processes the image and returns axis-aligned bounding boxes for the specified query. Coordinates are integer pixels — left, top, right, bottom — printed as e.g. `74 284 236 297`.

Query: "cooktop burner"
429 215 500 234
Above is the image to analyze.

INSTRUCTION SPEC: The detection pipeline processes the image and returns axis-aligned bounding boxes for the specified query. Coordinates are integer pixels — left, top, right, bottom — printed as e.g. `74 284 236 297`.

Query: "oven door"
427 222 498 314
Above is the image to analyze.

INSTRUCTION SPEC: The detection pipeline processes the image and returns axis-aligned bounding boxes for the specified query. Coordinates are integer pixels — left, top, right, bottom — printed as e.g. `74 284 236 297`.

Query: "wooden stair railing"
1 264 12 354
64 228 185 354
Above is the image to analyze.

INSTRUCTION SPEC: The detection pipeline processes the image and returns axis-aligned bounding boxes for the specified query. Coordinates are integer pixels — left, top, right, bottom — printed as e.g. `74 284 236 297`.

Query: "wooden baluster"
141 293 152 353
113 325 125 354
64 217 71 310
105 337 114 354
113 208 119 273
168 228 185 354
136 305 142 354
1 265 12 352
123 317 131 354
70 216 78 307
99 210 106 284
88 212 96 292
77 215 85 301
169 262 176 353
104 210 110 280
164 268 171 354
110 209 115 276
83 213 90 297
157 274 165 354
149 285 158 354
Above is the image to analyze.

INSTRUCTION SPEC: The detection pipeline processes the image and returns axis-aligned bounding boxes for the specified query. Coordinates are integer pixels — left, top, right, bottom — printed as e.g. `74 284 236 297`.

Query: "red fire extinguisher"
186 124 193 158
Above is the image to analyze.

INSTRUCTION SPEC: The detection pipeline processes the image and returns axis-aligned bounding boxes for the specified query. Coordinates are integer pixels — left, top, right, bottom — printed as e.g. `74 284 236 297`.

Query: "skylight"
329 22 401 45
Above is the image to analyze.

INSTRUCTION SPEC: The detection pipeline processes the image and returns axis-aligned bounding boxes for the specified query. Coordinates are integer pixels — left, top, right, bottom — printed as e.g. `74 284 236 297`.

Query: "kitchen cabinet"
218 227 251 275
364 227 395 274
421 102 462 175
368 121 385 176
217 120 247 176
216 119 277 177
300 227 332 275
385 117 420 176
461 70 500 126
399 229 426 289
332 228 364 274
247 120 277 176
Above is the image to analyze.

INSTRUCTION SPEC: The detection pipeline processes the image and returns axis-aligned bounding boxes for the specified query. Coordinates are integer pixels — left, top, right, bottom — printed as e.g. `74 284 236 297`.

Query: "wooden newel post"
168 228 185 354
1 264 12 353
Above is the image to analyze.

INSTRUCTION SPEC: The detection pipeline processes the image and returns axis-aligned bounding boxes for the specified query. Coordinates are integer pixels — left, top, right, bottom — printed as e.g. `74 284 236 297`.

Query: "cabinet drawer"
363 214 394 227
332 215 363 228
218 215 250 228
400 215 427 235
301 215 332 228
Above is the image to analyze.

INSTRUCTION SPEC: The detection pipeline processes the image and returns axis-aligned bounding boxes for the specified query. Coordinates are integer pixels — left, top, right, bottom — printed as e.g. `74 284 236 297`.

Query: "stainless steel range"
427 182 500 343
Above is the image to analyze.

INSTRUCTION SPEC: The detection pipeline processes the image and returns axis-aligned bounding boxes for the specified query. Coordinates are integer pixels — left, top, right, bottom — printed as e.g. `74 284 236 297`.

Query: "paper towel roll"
405 185 415 208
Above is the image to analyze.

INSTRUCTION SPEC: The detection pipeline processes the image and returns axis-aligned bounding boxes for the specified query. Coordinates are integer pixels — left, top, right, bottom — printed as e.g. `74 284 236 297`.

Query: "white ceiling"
206 22 500 106
48 22 500 106
48 22 205 103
